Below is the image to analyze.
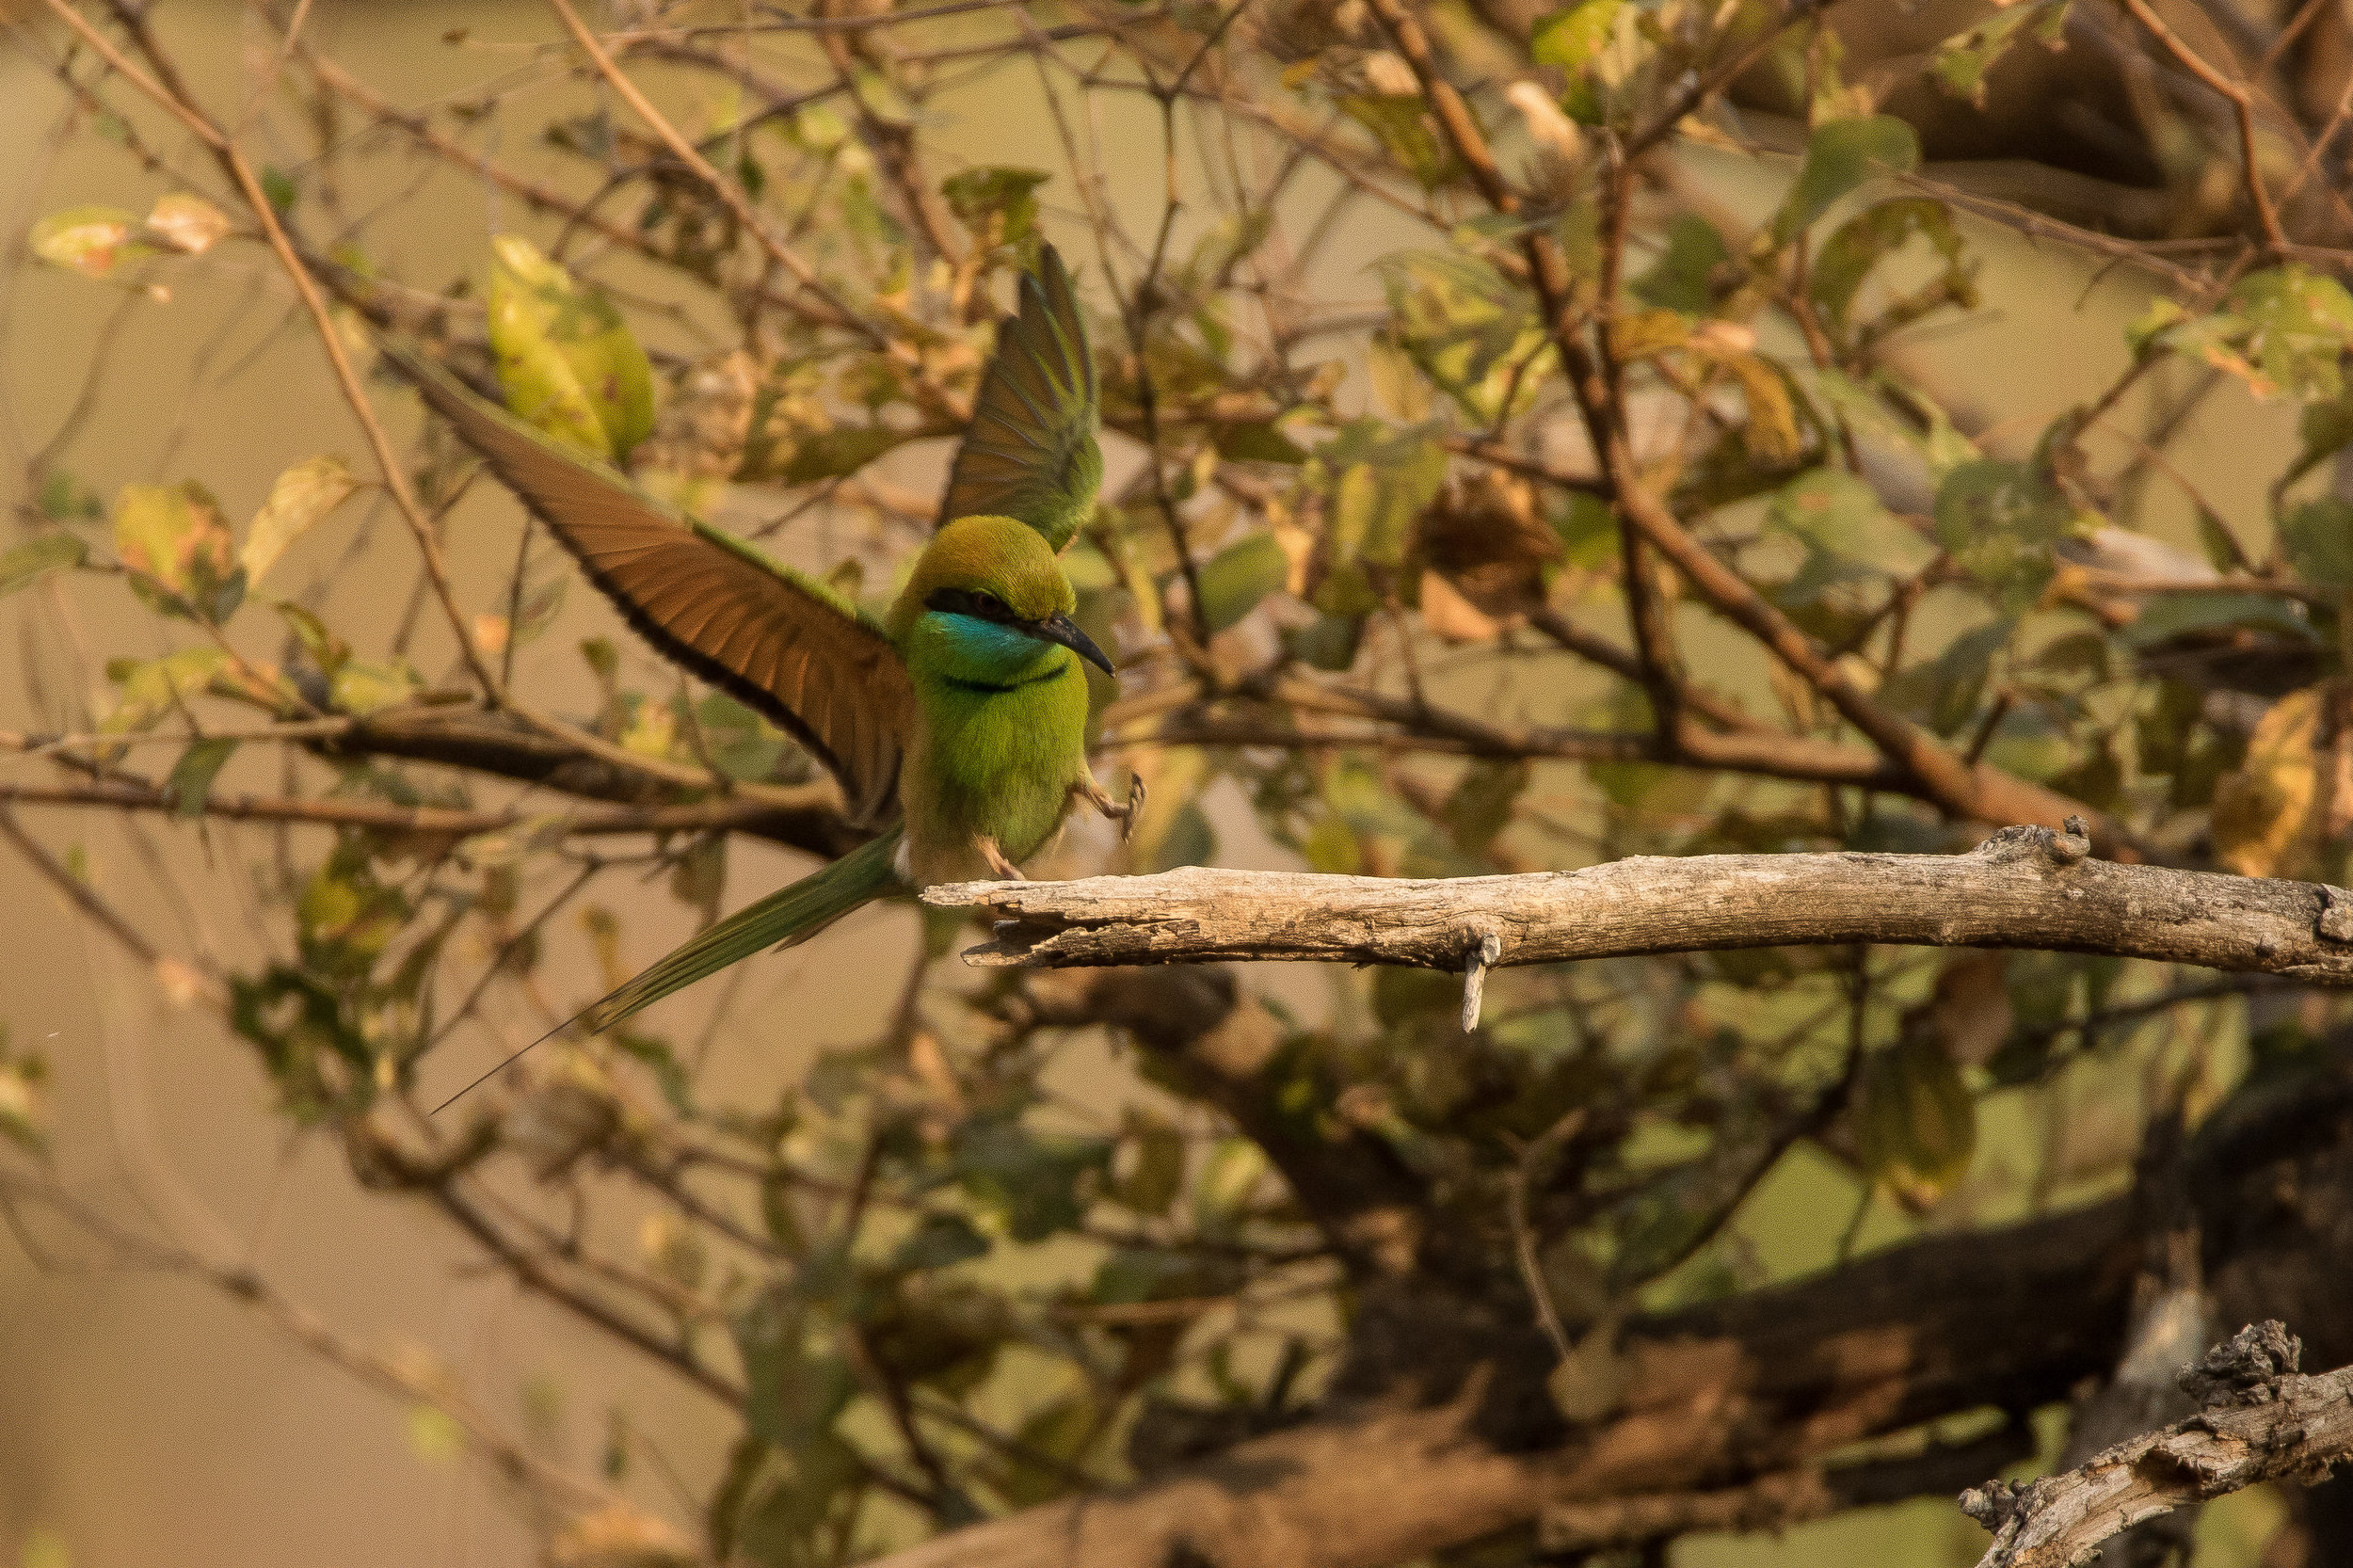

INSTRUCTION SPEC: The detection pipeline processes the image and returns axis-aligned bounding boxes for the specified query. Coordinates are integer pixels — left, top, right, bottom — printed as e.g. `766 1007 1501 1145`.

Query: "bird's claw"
1120 771 1145 842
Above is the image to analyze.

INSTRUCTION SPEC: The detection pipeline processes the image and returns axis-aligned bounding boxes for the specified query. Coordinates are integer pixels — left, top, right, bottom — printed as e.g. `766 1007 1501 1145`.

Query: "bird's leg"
978 837 1027 881
1073 771 1146 841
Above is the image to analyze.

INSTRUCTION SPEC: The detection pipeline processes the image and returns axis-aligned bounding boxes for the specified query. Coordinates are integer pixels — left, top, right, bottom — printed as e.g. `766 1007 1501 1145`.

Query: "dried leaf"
2212 688 2323 877
241 456 357 587
144 192 232 254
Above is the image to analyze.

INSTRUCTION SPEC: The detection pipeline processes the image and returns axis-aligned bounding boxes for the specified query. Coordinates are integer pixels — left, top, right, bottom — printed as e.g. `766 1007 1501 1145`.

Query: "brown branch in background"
1962 1321 2353 1568
929 824 2353 981
0 778 845 843
1361 0 2149 861
543 0 886 351
2114 0 2290 250
39 0 504 699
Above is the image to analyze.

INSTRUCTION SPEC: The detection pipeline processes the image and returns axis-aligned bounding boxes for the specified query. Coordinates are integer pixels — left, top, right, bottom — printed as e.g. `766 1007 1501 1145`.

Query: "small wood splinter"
1462 930 1503 1032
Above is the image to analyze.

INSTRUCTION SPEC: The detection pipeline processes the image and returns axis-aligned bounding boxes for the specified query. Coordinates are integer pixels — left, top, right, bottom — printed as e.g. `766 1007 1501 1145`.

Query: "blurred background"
0 2 2334 1565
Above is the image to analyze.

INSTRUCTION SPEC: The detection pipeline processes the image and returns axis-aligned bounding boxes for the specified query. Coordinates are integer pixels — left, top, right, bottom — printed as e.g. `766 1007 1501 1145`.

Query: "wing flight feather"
378 338 912 826
939 244 1101 550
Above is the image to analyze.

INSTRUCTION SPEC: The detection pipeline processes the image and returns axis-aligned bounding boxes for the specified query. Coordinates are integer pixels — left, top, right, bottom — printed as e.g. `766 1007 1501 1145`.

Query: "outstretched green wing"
939 243 1101 551
379 338 913 827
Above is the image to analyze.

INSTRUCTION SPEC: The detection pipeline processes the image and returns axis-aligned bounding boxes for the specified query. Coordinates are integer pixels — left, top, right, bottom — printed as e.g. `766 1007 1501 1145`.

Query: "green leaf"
29 206 152 279
696 691 787 780
893 1213 991 1271
487 233 655 460
1150 801 1216 871
1768 466 1887 558
0 534 87 598
1771 116 1921 246
2281 498 2353 586
1631 214 1730 313
1929 0 2071 106
780 424 905 483
278 601 352 676
161 737 237 817
2122 591 2318 648
1112 1111 1186 1217
1932 459 2073 610
1883 619 2009 736
1531 0 1625 74
952 1118 1112 1242
940 166 1051 249
1211 420 1309 464
1195 530 1289 632
2226 265 2353 402
1442 760 1529 854
1337 96 1455 189
241 456 357 588
1284 613 1364 671
104 648 231 736
734 1288 856 1449
1856 1036 1976 1196
330 657 424 715
1809 199 1968 330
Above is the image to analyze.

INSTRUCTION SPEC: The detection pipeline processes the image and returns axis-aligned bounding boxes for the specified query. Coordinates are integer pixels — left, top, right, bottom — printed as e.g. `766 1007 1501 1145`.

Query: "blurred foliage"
9 2 2353 1566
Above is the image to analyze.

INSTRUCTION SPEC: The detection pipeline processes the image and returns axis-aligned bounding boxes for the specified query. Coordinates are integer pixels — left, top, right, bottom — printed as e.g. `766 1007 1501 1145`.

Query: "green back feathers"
939 245 1100 552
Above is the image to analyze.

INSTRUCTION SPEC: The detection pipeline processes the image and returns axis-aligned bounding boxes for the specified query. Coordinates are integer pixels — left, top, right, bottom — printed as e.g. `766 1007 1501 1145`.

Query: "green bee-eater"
381 247 1133 1041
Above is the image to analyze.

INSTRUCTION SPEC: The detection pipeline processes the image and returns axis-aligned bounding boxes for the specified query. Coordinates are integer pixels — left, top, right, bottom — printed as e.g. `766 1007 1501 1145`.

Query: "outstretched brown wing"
380 338 912 826
939 243 1101 551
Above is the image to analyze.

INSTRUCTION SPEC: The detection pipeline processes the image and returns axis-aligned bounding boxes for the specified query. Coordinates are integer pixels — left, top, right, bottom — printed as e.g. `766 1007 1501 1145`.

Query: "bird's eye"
975 593 1009 619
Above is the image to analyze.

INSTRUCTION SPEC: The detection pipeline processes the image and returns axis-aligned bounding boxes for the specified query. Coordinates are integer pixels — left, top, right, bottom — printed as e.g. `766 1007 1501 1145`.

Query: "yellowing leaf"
406 1403 464 1464
104 647 232 735
329 658 423 715
1532 0 1625 76
242 456 357 587
487 233 655 460
2212 688 2323 877
1856 1035 1977 1201
114 482 238 618
144 192 231 254
1721 356 1802 463
30 206 151 279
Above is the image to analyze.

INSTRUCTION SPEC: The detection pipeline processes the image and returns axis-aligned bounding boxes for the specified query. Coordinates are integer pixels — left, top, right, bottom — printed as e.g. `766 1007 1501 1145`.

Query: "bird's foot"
979 838 1027 881
1077 771 1146 841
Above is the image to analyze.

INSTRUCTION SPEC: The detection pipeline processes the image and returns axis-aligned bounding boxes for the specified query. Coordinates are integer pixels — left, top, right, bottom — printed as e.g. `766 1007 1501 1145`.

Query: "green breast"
901 654 1093 884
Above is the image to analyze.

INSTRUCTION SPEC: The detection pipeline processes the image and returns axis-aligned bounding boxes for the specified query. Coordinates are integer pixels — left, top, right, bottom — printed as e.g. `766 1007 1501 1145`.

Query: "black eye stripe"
925 587 1020 623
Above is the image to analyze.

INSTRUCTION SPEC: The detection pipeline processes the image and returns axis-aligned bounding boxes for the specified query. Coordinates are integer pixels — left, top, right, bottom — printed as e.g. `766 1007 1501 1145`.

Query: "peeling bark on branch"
926 825 2353 983
1962 1322 2353 1568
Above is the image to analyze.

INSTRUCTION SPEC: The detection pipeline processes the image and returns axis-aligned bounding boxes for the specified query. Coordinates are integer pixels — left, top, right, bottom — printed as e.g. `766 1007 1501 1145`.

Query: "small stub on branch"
2050 815 2091 865
2318 887 2353 945
1462 930 1503 1032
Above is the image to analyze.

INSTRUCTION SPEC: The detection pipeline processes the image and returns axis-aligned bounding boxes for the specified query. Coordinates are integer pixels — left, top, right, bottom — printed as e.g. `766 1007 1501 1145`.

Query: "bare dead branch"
1961 1321 2353 1568
927 824 2353 980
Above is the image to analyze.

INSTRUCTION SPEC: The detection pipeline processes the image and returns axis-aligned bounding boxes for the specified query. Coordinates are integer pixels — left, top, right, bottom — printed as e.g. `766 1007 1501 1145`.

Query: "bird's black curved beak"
1031 610 1115 675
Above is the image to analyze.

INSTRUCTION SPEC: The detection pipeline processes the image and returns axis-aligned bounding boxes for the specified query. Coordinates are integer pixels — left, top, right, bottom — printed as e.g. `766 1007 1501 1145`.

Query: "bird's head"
889 515 1113 685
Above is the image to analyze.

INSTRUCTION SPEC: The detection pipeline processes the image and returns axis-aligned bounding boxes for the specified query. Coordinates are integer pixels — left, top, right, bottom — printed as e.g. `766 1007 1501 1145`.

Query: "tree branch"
928 824 2353 984
1961 1321 2353 1568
